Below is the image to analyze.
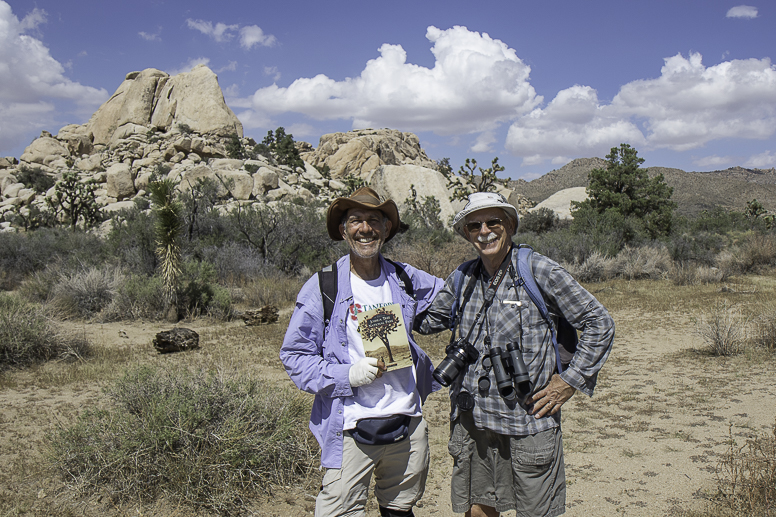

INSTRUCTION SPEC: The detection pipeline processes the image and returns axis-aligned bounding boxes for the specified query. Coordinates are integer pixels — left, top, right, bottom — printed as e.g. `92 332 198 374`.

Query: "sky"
0 0 774 180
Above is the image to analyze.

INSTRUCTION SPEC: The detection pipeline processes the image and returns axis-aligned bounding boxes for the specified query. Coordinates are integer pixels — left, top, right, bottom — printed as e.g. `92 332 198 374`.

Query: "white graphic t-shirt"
343 270 421 430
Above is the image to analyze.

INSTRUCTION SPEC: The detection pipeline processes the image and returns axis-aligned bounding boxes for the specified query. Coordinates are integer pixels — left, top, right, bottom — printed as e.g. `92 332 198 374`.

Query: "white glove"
349 357 380 387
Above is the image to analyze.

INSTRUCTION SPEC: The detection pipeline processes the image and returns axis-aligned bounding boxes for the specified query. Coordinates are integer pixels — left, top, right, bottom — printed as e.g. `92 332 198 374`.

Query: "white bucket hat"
452 191 519 238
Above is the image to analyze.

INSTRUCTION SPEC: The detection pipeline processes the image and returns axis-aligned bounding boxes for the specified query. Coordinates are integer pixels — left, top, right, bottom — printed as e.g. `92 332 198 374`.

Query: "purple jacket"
280 254 444 468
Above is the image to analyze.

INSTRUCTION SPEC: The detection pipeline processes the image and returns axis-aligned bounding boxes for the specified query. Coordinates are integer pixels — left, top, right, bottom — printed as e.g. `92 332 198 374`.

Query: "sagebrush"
48 365 319 514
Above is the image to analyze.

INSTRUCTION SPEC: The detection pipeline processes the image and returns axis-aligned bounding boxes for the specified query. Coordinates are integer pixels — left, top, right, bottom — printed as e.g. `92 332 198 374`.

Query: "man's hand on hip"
529 374 575 418
348 357 385 387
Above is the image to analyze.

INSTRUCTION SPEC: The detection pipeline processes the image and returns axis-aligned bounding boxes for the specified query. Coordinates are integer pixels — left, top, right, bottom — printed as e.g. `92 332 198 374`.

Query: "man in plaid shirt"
417 192 615 517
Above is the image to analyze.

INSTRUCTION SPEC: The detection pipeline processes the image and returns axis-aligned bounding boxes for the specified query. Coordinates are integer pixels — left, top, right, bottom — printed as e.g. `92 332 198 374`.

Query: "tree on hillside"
255 127 305 170
571 144 676 240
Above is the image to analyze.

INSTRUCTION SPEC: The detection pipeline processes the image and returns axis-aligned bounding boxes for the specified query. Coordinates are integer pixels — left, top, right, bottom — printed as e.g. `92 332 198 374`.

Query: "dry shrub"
562 251 615 283
671 263 726 286
712 421 776 516
243 273 304 308
50 265 124 318
612 245 672 280
100 274 167 321
48 365 319 514
388 238 474 279
750 302 776 351
0 293 91 370
695 301 749 356
717 233 776 276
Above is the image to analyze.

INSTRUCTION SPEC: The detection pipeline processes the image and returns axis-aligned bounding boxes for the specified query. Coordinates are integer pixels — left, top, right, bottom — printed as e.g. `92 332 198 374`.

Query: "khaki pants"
315 416 429 517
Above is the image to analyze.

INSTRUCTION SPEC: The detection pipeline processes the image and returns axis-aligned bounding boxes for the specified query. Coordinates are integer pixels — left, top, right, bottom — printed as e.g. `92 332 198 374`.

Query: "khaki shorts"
448 411 566 516
315 416 429 517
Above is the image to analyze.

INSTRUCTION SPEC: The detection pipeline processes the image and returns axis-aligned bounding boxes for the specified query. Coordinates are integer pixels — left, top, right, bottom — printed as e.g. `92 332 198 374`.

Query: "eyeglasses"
464 218 504 234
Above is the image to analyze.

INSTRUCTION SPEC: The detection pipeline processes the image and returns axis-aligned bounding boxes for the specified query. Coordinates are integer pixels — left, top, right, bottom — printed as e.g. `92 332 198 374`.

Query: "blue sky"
1 0 774 180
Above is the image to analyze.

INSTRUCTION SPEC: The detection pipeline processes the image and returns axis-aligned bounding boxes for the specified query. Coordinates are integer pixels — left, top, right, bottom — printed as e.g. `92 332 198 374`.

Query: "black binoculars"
481 342 531 403
433 338 479 387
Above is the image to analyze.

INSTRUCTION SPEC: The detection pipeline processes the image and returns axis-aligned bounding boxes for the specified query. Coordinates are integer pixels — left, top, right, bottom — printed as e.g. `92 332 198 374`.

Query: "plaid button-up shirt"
418 246 615 436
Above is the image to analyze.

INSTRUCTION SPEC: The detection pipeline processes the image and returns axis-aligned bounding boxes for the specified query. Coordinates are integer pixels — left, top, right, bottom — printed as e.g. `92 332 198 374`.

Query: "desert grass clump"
671 263 726 286
563 251 615 283
0 293 91 370
710 421 776 516
48 365 319 514
750 303 776 352
100 274 167 321
49 265 124 319
695 301 749 356
242 272 304 308
612 244 672 280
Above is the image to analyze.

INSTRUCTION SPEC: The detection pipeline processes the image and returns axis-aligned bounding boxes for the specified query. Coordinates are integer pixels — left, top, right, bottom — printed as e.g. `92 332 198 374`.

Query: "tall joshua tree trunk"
149 179 183 323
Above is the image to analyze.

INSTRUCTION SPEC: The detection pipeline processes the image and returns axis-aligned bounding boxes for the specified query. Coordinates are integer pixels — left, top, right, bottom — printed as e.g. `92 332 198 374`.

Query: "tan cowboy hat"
326 186 400 242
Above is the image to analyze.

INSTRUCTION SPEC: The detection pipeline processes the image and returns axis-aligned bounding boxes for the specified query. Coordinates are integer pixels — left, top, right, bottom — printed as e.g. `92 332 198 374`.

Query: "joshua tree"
148 179 183 322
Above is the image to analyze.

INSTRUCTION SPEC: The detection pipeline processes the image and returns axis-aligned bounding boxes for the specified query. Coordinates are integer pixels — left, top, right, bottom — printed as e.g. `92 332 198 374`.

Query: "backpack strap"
318 259 415 338
318 262 338 337
516 246 565 373
386 259 415 300
449 259 478 333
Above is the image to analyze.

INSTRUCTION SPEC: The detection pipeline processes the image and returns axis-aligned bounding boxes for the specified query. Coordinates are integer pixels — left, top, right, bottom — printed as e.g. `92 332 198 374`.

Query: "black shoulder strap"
386 259 415 300
318 259 415 337
318 262 337 333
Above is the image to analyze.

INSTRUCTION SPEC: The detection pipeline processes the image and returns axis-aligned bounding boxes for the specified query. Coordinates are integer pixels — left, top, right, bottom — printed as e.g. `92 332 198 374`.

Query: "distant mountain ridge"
511 158 776 217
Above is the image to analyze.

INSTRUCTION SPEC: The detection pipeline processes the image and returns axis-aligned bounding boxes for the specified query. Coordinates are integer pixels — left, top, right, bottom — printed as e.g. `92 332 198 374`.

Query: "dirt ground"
1 292 775 516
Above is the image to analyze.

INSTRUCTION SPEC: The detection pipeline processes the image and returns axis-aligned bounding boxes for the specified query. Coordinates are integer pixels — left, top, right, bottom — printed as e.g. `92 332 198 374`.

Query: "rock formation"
530 187 588 219
0 65 530 234
301 129 438 179
85 65 243 147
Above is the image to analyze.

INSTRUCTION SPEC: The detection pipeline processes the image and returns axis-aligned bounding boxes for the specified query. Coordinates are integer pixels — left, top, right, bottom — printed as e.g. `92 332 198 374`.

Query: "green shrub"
0 293 91 370
179 260 232 319
105 207 158 276
0 229 107 290
101 274 166 321
520 207 560 234
48 365 319 514
16 165 56 193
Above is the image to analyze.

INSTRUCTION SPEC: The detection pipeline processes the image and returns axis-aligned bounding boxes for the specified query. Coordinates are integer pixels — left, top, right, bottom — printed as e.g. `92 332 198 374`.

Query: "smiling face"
340 207 392 260
463 207 515 267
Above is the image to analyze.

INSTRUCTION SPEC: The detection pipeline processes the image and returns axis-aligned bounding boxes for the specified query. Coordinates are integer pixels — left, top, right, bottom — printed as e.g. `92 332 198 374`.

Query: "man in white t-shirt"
280 187 444 517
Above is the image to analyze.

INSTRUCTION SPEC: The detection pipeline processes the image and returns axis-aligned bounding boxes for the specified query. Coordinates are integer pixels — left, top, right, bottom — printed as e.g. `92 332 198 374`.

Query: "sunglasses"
464 218 504 234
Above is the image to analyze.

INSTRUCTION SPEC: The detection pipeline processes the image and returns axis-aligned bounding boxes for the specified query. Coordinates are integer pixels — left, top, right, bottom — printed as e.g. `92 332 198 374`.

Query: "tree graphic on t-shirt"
357 307 400 362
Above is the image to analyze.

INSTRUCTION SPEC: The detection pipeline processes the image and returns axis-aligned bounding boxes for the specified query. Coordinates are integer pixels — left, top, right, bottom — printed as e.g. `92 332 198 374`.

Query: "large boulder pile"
0 65 531 233
301 129 438 179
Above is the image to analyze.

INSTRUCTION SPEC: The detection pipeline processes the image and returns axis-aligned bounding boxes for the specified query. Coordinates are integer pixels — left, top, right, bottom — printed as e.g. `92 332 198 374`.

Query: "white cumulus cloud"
240 25 276 49
187 19 276 50
744 150 775 168
506 52 776 166
0 1 108 153
247 25 541 136
726 5 758 18
186 19 238 42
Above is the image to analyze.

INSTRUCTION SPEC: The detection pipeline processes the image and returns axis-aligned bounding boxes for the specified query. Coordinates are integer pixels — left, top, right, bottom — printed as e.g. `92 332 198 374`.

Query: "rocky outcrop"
85 65 242 148
368 164 457 225
301 129 437 179
0 66 529 233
